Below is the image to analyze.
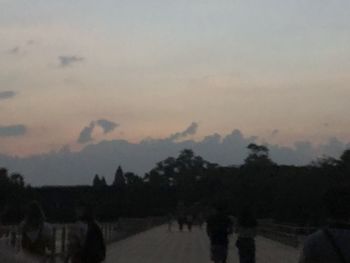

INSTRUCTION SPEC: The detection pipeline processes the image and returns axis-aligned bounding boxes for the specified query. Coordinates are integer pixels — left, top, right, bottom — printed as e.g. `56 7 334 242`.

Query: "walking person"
299 186 350 263
167 213 173 232
177 214 185 232
186 214 194 232
206 203 233 263
236 209 257 263
20 201 53 263
197 213 205 229
66 203 106 263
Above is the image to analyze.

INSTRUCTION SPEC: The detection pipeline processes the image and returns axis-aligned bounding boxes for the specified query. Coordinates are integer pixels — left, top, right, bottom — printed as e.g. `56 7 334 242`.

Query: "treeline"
1 144 350 225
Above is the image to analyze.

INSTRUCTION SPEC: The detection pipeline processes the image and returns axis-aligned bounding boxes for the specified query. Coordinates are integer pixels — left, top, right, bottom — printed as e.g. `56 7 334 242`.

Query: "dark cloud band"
0 124 27 137
58 55 84 67
77 119 119 144
168 122 198 141
0 91 16 100
0 127 349 185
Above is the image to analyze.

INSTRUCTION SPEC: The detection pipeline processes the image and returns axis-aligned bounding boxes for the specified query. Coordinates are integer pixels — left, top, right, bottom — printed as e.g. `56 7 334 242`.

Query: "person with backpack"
299 186 350 263
20 201 53 263
206 203 233 263
66 203 106 263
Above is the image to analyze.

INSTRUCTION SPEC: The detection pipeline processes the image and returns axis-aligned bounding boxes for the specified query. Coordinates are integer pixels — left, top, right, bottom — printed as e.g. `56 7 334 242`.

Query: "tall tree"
93 174 107 188
113 166 126 187
244 143 275 167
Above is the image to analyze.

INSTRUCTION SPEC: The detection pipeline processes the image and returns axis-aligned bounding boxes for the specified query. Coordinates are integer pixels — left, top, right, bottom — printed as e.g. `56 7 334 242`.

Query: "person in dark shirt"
177 214 185 232
66 203 106 263
206 204 233 263
236 209 257 263
299 186 350 263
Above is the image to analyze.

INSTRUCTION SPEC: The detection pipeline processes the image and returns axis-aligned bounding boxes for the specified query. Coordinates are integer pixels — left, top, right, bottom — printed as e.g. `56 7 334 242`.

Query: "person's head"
238 208 257 228
324 186 350 222
24 201 45 227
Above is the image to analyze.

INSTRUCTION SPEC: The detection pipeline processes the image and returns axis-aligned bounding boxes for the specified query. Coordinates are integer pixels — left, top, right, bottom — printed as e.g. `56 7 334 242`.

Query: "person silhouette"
197 213 205 229
20 201 53 263
167 213 173 232
236 208 257 263
299 186 350 263
66 202 106 263
206 203 233 263
177 214 185 232
186 214 194 232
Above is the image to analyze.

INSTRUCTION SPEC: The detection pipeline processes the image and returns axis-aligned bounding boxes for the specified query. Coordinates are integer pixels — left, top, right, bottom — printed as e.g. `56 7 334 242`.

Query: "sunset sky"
1 0 350 157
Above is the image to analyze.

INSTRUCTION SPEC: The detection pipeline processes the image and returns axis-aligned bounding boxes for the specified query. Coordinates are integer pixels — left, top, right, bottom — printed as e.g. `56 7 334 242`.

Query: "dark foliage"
1 145 350 225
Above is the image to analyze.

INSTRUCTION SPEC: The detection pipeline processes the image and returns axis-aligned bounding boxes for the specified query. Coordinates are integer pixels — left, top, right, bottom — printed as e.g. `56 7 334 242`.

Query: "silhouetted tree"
3 146 350 224
112 166 126 187
93 174 107 188
340 149 350 171
10 173 25 187
125 172 143 185
101 176 107 186
244 143 275 167
311 156 340 168
0 168 29 224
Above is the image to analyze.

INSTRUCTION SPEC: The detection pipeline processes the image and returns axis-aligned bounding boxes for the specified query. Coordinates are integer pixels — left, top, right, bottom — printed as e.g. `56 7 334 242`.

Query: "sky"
1 1 350 184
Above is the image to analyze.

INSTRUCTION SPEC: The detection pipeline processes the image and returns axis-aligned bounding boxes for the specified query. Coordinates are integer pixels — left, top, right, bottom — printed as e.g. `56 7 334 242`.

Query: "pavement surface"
106 224 300 263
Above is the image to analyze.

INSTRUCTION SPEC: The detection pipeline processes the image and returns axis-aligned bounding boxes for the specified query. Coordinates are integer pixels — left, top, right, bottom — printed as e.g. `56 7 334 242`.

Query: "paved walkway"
106 225 300 263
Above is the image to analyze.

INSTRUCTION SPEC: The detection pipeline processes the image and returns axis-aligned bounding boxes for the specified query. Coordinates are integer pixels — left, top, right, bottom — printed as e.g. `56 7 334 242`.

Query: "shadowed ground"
106 224 300 263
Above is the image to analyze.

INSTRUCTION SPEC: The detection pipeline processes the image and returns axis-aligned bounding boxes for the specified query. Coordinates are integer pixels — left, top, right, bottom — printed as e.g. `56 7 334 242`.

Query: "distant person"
197 213 205 229
177 214 185 232
186 214 194 232
20 201 53 263
66 203 106 263
206 204 233 263
299 186 350 263
236 209 257 263
167 213 173 232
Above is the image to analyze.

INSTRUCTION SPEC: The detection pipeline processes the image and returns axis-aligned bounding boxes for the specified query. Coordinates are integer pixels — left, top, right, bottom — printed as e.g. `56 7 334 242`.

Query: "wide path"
106 225 300 263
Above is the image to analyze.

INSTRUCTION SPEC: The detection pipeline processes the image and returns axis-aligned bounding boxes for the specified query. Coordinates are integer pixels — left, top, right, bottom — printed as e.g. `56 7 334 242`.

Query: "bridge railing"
0 217 165 261
257 222 317 248
230 217 318 248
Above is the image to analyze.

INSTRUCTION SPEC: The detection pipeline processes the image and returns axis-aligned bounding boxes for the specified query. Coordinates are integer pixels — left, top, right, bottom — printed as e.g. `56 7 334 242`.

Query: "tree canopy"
1 145 350 225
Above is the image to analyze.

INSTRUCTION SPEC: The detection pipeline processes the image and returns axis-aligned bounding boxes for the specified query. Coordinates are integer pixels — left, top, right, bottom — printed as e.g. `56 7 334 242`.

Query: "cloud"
77 122 95 144
77 119 119 144
0 124 27 137
169 122 198 141
58 55 84 67
0 128 350 185
96 119 119 134
0 91 16 100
